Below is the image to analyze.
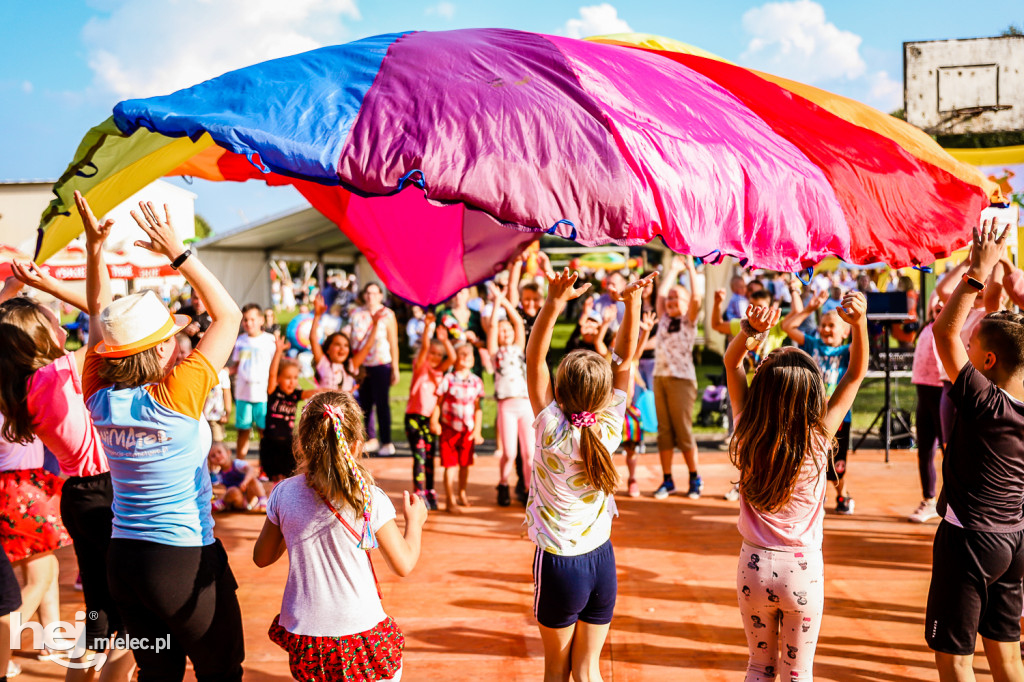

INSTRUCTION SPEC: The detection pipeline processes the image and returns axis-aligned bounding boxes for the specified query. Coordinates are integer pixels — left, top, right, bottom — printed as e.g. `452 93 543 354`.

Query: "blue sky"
0 0 1016 233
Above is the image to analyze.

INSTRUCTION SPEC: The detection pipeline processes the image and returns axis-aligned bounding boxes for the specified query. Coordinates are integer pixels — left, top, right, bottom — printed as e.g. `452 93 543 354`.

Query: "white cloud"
867 70 902 112
425 2 455 19
82 0 361 99
741 0 864 83
562 4 632 40
20 81 33 94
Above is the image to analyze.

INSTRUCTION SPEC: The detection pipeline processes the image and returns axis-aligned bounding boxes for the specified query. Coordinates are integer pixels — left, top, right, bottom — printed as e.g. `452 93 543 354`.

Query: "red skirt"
0 469 71 562
269 614 404 682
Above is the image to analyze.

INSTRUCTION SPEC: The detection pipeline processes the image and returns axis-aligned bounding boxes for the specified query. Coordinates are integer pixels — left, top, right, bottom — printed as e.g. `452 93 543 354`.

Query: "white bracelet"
611 352 624 365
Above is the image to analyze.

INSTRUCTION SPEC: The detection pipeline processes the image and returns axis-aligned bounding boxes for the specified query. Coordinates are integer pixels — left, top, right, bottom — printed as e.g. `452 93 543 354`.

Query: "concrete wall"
905 36 1024 135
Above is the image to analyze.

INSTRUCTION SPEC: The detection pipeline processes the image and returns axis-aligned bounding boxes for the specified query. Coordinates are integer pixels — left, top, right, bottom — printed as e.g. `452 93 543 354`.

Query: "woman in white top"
345 283 399 455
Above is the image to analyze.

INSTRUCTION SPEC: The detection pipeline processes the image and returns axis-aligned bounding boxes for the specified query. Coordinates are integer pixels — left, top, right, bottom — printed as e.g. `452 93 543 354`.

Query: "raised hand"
746 304 781 334
836 291 867 325
610 271 658 303
639 310 658 333
809 290 829 310
969 217 1010 281
313 293 327 317
130 201 186 262
372 307 390 324
547 267 591 303
601 305 617 324
275 335 291 354
713 288 727 307
11 260 57 292
74 190 114 247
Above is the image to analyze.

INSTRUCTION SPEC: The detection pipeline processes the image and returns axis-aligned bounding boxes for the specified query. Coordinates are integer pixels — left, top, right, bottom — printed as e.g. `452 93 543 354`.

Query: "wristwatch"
961 273 985 292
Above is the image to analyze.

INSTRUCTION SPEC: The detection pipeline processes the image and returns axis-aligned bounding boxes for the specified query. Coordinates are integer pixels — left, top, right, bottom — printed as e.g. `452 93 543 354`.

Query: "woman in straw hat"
76 191 245 681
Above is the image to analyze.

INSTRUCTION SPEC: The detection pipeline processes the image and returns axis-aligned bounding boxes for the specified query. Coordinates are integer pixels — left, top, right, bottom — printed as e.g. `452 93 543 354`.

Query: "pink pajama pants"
737 542 824 681
497 397 534 487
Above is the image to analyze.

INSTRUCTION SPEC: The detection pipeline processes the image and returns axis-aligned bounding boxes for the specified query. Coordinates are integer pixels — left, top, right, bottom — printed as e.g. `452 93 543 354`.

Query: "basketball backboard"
904 36 1024 135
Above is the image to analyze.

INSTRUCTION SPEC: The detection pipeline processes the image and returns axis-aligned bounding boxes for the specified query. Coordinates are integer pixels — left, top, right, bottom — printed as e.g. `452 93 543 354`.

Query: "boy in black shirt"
930 220 1024 679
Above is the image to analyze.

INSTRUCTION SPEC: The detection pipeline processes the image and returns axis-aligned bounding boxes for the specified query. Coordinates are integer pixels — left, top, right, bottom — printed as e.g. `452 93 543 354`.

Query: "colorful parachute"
38 29 997 304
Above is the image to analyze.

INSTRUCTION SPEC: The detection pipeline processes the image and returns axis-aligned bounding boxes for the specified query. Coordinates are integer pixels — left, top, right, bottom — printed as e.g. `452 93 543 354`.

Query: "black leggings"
359 364 393 446
60 473 121 650
915 384 944 499
826 421 851 483
107 539 244 682
405 414 437 492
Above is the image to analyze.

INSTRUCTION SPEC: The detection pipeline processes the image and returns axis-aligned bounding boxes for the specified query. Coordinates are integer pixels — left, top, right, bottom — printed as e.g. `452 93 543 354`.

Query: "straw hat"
95 291 190 358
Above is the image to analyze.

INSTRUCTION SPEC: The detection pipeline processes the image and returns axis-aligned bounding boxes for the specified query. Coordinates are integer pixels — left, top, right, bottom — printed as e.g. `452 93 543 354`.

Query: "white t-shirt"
526 389 627 556
493 345 528 400
0 415 45 471
203 369 231 422
230 333 277 403
267 477 397 637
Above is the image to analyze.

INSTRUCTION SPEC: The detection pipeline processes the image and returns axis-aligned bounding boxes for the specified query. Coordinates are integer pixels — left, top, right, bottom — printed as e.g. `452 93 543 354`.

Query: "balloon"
286 313 314 351
38 30 996 305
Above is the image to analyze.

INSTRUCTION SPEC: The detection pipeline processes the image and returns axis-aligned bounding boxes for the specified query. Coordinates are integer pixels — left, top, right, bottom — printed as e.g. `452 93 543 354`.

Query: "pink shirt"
406 363 443 417
0 415 44 471
737 437 828 551
26 354 109 477
911 324 943 388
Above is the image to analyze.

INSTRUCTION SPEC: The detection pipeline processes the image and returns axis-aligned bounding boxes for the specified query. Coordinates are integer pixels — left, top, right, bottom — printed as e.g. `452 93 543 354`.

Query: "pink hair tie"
570 412 597 428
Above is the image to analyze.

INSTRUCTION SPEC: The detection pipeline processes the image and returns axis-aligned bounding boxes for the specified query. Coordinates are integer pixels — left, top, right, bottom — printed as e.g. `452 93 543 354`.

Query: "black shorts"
925 521 1024 655
0 545 20 615
533 540 616 629
60 472 122 649
260 438 297 479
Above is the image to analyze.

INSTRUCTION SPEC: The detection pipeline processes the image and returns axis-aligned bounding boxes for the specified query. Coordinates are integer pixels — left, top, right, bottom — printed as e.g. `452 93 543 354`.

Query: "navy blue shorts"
533 540 616 628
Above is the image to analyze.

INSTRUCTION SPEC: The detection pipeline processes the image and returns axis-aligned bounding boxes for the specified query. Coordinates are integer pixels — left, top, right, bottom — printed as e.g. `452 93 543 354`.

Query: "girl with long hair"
726 293 868 681
0 224 137 680
525 267 654 682
253 391 427 680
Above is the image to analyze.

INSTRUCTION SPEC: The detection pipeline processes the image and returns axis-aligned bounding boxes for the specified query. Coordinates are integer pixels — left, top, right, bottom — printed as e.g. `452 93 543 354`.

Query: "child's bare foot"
446 499 462 514
458 491 472 507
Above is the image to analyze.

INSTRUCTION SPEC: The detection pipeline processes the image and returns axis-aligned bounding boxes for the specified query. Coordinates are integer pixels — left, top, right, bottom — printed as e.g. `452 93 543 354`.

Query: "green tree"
1002 23 1023 36
194 214 212 239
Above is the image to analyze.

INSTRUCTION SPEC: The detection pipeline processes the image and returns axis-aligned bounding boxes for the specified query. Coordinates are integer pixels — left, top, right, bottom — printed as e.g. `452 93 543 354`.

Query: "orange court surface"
21 446 997 681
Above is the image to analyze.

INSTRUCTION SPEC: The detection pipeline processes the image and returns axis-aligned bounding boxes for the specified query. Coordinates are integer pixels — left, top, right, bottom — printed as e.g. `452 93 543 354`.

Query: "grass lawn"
218 317 917 448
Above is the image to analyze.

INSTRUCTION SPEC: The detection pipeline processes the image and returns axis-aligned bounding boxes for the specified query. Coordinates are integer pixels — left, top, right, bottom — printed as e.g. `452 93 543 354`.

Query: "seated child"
209 442 267 512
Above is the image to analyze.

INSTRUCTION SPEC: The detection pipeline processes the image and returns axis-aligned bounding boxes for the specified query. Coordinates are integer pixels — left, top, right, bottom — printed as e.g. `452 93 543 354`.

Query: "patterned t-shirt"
436 372 485 432
653 315 697 380
526 389 628 556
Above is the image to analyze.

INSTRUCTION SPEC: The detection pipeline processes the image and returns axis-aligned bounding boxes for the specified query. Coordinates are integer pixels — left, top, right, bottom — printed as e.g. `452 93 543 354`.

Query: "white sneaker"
909 499 938 523
378 443 396 457
364 438 380 453
724 484 740 502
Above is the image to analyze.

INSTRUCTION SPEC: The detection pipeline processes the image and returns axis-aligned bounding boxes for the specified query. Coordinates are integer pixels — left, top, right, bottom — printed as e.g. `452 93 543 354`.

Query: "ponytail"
578 424 618 495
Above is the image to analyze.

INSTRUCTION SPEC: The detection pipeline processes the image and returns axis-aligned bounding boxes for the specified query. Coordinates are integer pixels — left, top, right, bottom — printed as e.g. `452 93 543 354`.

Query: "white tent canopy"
194 206 376 308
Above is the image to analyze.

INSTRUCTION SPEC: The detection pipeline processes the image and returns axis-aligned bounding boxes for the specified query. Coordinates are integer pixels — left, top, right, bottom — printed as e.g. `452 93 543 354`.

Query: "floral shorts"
0 468 71 562
269 614 404 681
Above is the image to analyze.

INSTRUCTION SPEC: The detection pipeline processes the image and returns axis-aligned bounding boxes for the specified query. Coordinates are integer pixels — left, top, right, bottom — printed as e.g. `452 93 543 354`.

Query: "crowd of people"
0 193 1022 682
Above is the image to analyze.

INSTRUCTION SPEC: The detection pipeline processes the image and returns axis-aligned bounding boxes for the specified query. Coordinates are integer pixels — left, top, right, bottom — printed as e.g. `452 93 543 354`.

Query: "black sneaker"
497 484 511 507
836 496 855 515
426 490 439 511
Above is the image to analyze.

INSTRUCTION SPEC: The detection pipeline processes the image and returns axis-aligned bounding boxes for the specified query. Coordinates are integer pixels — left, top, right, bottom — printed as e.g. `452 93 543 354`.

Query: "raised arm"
684 256 701 322
309 294 327 366
781 289 827 346
823 292 869 436
349 310 383 370
76 191 113 352
723 305 781 419
413 313 436 372
0 277 24 305
611 273 657 394
656 256 683 318
131 201 242 370
934 222 1007 382
934 257 970 304
710 289 732 335
267 335 288 395
983 260 1006 313
527 268 591 415
9 263 89 314
506 258 524 309
594 305 616 357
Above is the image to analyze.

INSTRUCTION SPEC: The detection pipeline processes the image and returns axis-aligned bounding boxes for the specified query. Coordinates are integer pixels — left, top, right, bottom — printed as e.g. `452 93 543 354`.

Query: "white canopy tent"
194 206 377 308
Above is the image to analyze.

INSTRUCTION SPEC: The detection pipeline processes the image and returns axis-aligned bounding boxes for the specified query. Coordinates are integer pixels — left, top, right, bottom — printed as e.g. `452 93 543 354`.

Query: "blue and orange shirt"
84 347 217 547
